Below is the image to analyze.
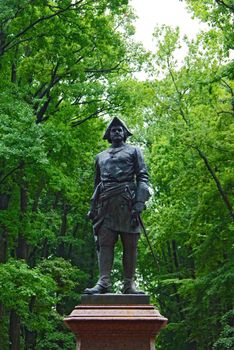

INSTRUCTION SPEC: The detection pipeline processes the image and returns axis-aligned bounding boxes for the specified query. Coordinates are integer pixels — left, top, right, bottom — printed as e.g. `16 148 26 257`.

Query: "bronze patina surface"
85 117 151 295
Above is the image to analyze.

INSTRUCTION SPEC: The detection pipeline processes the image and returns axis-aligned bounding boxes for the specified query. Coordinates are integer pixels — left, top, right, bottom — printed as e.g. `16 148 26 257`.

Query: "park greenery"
0 0 233 349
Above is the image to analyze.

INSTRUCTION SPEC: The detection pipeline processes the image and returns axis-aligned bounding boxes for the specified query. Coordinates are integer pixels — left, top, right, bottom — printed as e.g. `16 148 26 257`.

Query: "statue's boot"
121 233 145 294
122 278 145 294
84 244 114 294
83 283 108 294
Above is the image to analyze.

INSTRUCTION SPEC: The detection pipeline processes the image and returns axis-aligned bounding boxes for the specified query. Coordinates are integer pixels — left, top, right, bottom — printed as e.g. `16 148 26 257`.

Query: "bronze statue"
84 117 150 294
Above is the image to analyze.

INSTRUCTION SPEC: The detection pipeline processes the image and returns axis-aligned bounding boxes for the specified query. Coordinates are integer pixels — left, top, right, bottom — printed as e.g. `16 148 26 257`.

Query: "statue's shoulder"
124 144 140 154
124 143 136 152
96 148 110 159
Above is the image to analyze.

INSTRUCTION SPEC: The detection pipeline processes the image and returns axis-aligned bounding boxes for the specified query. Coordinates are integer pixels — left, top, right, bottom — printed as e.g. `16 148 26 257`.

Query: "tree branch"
34 63 61 122
71 107 106 127
85 60 125 74
0 1 85 55
33 83 47 98
0 165 21 185
215 0 234 12
217 110 234 116
54 97 64 109
72 98 103 106
166 56 190 125
36 96 52 123
194 146 234 220
0 2 29 27
220 78 234 112
220 79 234 96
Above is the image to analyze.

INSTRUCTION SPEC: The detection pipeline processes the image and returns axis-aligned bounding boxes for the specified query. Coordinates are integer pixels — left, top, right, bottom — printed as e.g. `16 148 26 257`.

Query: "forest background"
0 1 233 349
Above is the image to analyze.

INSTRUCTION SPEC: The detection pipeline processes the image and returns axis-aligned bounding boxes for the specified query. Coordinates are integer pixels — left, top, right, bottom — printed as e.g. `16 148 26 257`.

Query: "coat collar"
108 144 126 155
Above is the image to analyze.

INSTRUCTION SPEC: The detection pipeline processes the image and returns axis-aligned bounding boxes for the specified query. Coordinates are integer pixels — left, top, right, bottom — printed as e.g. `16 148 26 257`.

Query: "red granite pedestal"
64 294 167 350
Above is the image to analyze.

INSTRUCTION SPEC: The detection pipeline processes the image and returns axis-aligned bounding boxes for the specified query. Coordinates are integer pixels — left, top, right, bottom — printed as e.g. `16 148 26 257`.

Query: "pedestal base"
64 294 167 350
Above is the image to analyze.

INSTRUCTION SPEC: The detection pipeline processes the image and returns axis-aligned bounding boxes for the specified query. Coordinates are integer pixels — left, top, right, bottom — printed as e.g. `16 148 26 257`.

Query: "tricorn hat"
103 117 132 141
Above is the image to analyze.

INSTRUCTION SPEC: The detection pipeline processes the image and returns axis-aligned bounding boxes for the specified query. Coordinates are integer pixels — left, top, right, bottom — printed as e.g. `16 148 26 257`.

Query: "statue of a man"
84 117 150 294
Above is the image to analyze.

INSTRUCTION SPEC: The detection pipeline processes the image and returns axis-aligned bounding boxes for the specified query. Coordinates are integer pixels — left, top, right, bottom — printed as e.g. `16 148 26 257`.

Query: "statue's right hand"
132 201 145 214
131 210 140 227
87 210 95 220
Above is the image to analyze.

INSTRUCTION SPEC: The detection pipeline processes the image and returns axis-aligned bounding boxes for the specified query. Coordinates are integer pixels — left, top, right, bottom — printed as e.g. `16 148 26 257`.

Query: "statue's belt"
98 182 135 202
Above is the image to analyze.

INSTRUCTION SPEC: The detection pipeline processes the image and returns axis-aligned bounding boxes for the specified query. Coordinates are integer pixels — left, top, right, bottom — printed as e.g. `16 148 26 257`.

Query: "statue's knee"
98 229 118 247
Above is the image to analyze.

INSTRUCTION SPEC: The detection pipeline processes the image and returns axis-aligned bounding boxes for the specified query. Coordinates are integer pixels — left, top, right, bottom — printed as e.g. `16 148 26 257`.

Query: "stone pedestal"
64 294 167 350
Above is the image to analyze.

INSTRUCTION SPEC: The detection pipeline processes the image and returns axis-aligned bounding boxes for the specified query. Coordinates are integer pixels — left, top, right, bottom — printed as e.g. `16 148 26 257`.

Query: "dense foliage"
134 2 234 349
0 0 233 349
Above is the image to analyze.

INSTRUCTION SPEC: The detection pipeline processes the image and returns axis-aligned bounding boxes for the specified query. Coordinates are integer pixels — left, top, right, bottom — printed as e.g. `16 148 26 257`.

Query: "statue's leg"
121 232 144 294
97 227 117 289
84 228 117 294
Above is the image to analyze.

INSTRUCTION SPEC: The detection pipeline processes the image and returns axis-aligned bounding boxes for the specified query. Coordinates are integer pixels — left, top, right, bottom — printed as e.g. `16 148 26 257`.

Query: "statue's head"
103 117 132 143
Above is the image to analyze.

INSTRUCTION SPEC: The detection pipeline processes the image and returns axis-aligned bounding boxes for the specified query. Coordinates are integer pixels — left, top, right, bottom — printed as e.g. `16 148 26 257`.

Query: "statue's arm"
133 147 150 213
87 156 101 220
94 156 101 189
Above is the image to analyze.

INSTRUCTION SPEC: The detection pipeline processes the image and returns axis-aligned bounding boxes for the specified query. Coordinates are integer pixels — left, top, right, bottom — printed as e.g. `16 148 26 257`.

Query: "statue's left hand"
132 201 145 214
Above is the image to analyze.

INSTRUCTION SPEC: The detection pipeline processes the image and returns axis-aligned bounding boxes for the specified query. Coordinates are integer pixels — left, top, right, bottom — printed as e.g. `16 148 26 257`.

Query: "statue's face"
110 126 125 142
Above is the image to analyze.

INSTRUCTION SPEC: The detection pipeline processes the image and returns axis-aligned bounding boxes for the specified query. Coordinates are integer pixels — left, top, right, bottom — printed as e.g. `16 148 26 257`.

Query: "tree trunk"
0 303 5 350
0 193 10 262
171 239 179 270
24 330 37 350
68 222 79 258
42 238 49 258
11 63 17 83
17 233 28 260
0 229 8 263
24 296 37 350
32 179 45 212
16 163 28 260
172 284 184 320
58 203 69 257
9 310 20 350
166 241 173 273
52 191 61 209
187 245 196 278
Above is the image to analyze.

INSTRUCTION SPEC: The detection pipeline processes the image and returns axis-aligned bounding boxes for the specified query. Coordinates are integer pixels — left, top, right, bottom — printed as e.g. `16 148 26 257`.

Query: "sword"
125 185 159 268
138 214 160 268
